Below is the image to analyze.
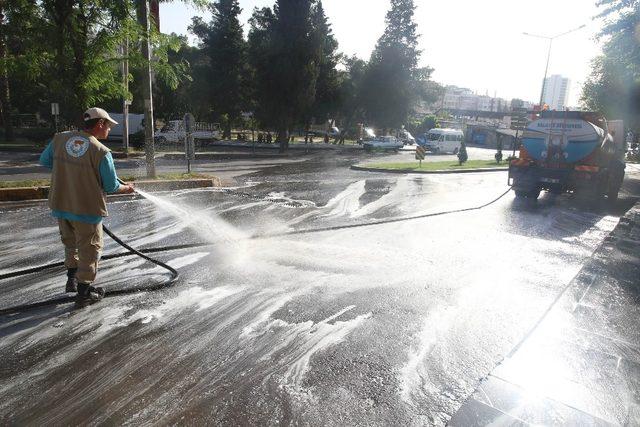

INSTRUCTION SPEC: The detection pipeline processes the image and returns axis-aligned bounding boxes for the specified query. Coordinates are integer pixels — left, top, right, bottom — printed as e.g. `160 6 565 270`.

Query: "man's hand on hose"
117 182 136 194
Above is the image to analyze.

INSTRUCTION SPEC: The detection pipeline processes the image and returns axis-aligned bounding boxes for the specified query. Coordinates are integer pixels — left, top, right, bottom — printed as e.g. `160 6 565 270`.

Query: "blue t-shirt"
39 139 121 224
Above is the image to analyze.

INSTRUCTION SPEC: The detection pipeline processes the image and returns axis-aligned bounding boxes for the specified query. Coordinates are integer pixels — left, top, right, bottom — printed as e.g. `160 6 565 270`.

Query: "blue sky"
160 0 605 106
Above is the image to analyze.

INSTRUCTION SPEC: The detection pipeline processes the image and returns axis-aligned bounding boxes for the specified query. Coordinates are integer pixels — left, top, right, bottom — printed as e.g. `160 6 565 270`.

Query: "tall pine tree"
247 6 276 129
362 0 424 131
307 0 340 127
191 0 247 138
252 0 319 151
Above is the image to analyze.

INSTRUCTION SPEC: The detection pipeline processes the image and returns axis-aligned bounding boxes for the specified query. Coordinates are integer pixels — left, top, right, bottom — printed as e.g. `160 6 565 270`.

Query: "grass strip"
0 179 51 189
364 160 508 171
0 173 216 189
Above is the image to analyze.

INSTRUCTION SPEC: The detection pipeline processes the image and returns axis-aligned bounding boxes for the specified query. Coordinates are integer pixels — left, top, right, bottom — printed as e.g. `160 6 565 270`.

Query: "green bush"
129 130 145 148
457 141 468 165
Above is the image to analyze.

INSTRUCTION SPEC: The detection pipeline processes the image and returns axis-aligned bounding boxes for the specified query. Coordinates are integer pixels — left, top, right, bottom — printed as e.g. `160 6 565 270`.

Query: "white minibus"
423 128 464 154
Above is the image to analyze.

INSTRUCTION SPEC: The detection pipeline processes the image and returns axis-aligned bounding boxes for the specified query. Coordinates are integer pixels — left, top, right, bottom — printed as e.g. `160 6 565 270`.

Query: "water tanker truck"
508 110 626 202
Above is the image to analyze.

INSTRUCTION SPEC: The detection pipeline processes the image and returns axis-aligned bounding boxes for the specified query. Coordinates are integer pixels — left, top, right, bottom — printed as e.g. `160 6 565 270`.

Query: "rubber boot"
75 283 105 307
65 268 78 293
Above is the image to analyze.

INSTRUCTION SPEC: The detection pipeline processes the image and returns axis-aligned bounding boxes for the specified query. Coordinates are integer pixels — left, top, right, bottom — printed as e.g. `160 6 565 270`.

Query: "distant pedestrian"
324 133 329 144
39 108 135 306
339 130 346 145
267 132 272 144
258 132 264 143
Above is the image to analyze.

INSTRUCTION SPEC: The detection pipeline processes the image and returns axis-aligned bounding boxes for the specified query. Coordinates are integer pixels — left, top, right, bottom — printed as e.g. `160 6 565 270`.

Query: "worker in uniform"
39 108 135 306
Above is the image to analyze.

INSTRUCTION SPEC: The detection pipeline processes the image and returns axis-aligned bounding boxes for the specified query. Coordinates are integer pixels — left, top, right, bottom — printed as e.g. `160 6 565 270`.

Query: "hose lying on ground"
0 224 178 316
0 188 511 316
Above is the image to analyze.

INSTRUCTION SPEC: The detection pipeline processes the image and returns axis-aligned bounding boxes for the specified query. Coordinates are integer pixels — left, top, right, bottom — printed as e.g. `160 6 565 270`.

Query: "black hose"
0 178 180 316
0 187 511 316
0 224 179 316
101 225 179 292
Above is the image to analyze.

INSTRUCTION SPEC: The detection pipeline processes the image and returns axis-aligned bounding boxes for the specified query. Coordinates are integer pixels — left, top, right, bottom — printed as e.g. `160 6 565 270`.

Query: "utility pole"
523 24 585 109
137 0 156 178
121 38 130 152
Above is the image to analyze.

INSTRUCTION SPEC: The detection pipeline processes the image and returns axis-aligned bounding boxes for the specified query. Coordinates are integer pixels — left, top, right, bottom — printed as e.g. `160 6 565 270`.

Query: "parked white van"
421 128 464 154
155 120 222 144
107 113 145 141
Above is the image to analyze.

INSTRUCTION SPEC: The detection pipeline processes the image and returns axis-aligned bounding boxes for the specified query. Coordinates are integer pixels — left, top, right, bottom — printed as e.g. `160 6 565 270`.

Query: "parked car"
107 113 145 142
154 120 222 144
398 130 415 145
363 135 403 151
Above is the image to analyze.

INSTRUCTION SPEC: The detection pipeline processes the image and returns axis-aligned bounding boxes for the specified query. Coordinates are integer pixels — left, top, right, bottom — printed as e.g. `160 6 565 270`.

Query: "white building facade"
441 86 513 113
542 74 570 110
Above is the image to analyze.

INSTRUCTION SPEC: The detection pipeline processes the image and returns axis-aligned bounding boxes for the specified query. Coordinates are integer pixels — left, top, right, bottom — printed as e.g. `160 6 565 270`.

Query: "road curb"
448 198 640 425
184 141 364 152
0 178 221 203
350 164 508 174
0 145 45 153
110 151 146 159
163 152 289 161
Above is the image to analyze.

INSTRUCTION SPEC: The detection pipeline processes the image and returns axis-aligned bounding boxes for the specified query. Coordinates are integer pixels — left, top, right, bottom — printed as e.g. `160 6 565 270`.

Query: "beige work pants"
57 219 103 284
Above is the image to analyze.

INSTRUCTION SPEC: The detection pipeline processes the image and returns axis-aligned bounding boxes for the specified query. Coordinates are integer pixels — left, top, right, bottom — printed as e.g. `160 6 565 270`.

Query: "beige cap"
83 107 118 125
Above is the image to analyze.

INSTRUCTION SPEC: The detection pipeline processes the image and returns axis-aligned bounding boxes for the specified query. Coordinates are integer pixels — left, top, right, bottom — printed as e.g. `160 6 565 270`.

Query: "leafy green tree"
1 0 48 139
406 114 438 136
190 0 247 138
38 1 135 124
152 38 203 120
362 0 427 130
3 1 199 130
582 0 640 132
0 0 14 140
336 56 368 139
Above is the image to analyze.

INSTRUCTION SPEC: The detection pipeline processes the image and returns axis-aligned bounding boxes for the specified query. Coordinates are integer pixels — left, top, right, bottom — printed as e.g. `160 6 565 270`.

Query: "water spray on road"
133 188 247 245
0 182 513 316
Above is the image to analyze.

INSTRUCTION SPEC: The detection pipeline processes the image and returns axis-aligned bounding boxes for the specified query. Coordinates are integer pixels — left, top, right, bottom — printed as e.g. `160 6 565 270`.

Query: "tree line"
0 0 440 151
2 0 637 150
581 0 640 138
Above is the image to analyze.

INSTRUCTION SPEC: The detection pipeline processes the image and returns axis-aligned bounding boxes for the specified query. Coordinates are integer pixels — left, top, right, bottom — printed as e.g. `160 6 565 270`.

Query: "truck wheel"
528 188 541 200
606 163 624 204
515 188 540 199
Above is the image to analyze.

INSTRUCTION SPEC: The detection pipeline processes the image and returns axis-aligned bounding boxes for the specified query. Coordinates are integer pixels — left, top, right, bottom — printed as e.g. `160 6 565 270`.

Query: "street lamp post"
523 24 586 108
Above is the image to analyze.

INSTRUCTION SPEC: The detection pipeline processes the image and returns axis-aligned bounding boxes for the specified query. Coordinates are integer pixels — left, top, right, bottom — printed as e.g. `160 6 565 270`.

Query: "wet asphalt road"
0 151 638 425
